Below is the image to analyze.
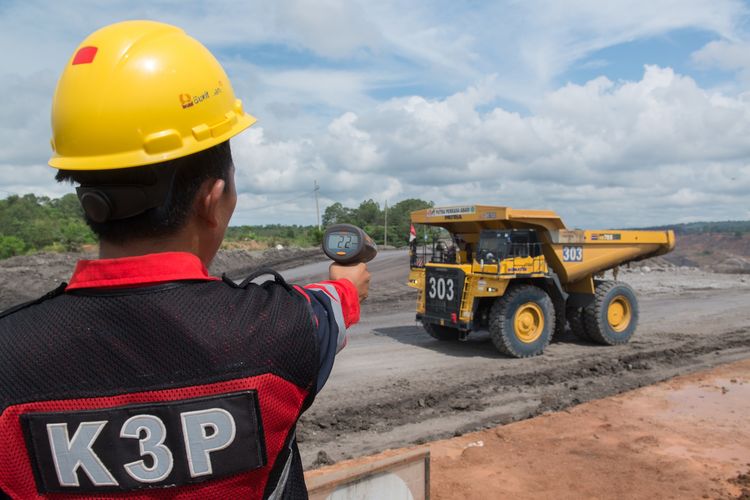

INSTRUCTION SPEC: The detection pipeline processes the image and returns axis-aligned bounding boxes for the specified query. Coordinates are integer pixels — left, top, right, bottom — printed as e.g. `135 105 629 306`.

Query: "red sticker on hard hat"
72 46 98 65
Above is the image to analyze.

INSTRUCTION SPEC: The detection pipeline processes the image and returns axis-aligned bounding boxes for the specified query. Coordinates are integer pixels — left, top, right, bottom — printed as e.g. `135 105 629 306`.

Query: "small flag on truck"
409 224 417 242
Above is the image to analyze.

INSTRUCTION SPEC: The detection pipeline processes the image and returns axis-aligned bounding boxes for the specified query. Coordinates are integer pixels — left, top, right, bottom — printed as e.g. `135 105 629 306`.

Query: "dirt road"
286 251 750 469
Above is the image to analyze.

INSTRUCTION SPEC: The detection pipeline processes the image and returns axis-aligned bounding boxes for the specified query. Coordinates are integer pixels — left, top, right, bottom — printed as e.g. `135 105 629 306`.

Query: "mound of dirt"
210 247 325 279
0 252 93 310
714 256 750 274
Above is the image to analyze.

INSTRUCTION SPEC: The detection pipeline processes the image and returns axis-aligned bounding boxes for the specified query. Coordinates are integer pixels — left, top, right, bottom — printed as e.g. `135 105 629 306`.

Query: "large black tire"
566 306 590 341
423 323 461 341
582 281 639 345
489 285 554 358
552 295 566 339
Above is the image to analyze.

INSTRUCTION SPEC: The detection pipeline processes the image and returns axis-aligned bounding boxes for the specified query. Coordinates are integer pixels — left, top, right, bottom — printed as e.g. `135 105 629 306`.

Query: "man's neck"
97 220 221 268
99 234 199 261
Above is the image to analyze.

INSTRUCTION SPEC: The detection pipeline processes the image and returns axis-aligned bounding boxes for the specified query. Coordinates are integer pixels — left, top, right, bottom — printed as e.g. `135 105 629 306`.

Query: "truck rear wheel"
582 281 638 345
489 285 554 358
566 306 590 341
423 323 461 341
552 295 566 339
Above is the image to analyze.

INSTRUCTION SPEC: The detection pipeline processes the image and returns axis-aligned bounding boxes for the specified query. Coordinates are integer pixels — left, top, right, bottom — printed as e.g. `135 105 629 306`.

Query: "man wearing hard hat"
0 21 369 499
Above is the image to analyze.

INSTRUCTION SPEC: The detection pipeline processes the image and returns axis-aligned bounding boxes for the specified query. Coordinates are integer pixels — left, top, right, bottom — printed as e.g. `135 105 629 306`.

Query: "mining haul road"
279 250 750 469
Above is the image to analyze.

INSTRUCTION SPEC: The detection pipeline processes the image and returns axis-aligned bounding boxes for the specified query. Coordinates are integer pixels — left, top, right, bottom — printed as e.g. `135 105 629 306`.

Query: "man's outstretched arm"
295 263 370 393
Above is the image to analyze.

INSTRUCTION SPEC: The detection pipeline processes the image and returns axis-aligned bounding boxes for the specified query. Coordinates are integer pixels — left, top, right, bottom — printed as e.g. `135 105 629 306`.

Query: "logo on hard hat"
179 93 194 109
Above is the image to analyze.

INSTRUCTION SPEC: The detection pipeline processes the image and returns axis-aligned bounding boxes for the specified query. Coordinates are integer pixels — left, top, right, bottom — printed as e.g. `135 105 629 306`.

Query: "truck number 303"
562 246 583 262
428 277 455 301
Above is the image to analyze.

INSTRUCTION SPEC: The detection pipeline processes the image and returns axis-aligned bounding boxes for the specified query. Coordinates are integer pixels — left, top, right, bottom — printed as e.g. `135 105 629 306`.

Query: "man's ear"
196 178 226 228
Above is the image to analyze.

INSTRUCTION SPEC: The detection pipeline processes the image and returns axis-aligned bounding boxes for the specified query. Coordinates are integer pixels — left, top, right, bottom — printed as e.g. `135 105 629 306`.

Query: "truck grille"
424 267 465 321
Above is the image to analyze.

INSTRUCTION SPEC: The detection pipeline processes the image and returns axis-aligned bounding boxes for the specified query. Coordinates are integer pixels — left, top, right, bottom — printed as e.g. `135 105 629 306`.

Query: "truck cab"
474 229 547 276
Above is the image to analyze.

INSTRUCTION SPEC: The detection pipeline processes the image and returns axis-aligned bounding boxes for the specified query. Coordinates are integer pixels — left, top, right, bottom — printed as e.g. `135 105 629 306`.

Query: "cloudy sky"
1 0 749 228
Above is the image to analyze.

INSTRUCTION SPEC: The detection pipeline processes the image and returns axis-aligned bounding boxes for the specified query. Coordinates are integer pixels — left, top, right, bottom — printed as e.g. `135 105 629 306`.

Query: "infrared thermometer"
322 224 378 264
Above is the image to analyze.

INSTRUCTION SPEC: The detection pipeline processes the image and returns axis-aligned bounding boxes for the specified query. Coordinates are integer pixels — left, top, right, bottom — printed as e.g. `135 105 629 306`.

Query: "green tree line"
224 224 324 247
227 198 434 248
0 193 95 258
0 193 435 258
323 198 433 247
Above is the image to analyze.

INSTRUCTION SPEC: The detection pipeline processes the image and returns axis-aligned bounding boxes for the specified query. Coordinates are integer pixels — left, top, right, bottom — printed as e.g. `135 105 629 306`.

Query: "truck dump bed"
411 205 675 284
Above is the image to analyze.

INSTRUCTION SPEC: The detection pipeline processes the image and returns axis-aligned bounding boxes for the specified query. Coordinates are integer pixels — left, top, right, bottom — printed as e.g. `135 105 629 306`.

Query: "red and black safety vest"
0 252 356 499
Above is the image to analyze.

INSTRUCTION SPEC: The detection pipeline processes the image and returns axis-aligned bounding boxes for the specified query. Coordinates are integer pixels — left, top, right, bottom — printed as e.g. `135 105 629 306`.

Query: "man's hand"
329 262 370 302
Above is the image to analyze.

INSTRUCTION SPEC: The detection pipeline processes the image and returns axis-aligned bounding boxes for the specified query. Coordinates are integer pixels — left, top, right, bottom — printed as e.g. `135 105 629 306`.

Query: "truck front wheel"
489 285 554 358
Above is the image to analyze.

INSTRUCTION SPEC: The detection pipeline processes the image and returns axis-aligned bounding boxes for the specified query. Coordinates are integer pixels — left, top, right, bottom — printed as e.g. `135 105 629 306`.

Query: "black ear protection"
75 165 177 223
78 190 113 223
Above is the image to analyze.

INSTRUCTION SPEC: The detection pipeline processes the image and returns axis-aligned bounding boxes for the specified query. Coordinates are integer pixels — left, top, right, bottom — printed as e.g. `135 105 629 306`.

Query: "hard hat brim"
49 113 256 171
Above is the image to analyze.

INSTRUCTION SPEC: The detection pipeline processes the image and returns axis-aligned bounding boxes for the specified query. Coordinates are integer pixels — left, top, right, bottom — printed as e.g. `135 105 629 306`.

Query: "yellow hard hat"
49 20 256 170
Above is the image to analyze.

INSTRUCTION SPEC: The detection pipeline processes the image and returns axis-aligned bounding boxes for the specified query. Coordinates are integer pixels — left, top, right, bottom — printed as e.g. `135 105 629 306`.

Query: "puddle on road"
661 377 750 421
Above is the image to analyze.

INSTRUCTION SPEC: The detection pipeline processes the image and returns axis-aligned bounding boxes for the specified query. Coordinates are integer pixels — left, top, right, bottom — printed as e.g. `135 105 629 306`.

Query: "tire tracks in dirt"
299 327 750 465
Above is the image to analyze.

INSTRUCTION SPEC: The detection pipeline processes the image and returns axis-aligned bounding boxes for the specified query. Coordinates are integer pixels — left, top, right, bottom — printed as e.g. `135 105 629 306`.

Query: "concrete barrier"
306 448 430 500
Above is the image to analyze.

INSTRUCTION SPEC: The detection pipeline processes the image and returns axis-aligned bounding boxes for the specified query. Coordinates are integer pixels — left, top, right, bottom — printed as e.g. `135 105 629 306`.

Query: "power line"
384 199 388 247
314 180 321 231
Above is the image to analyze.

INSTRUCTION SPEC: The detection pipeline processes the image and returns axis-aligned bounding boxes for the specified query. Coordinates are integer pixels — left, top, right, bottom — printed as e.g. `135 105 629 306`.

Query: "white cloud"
227 65 750 227
324 112 382 172
0 164 70 199
274 0 380 58
231 127 321 194
510 0 746 79
691 39 750 86
0 71 56 166
258 68 378 114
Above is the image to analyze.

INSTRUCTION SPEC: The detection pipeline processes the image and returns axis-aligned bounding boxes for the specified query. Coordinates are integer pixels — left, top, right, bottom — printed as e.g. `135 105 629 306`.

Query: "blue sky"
569 29 718 85
1 0 749 228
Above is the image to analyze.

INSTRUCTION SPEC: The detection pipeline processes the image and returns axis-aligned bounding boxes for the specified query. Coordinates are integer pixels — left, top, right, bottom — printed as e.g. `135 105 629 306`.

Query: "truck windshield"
477 231 511 263
477 229 542 263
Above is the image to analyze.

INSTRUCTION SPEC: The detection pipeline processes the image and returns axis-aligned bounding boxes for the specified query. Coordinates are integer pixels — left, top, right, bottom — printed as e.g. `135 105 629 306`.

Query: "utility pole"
313 180 321 231
384 199 388 247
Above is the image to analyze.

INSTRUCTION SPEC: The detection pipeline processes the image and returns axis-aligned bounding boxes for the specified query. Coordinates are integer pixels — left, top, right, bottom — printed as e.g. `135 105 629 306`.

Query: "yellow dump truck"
407 205 675 358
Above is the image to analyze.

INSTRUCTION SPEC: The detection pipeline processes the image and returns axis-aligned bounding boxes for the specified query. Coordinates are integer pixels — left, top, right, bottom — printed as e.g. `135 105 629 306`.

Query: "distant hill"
631 220 749 273
663 232 749 272
639 220 750 235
